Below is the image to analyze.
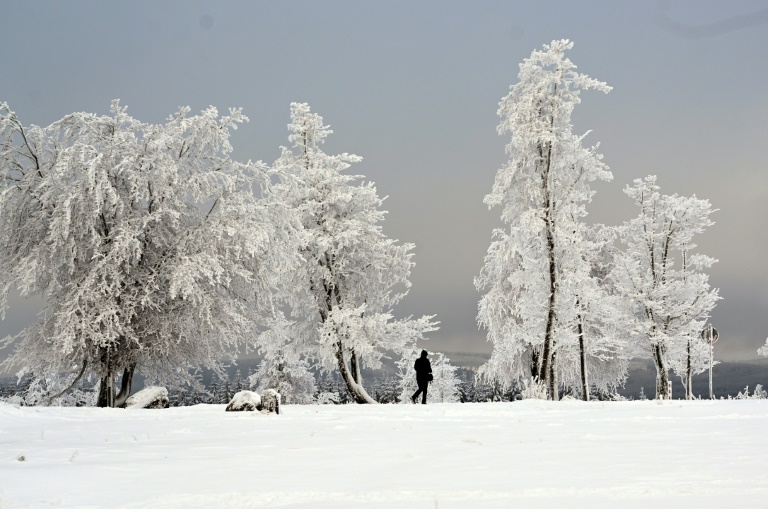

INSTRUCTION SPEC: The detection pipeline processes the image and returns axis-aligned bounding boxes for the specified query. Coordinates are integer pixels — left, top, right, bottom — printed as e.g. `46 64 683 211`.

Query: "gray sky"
1 1 767 364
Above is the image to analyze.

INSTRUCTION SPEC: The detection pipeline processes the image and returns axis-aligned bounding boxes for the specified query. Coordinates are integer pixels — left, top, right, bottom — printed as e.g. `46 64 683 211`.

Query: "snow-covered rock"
260 389 280 414
225 389 280 413
225 391 261 412
125 387 169 409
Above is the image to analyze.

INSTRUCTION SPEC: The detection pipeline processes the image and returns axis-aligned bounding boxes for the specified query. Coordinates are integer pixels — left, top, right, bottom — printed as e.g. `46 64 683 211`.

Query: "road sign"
701 325 719 344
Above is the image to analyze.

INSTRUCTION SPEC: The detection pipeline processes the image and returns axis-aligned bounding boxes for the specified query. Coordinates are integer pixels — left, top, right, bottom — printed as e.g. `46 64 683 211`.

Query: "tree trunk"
334 341 377 404
540 212 557 400
97 371 115 408
97 347 115 408
549 349 558 401
320 259 374 403
539 137 557 401
652 342 670 400
350 350 361 385
577 312 589 401
530 347 541 381
115 363 137 408
685 338 693 400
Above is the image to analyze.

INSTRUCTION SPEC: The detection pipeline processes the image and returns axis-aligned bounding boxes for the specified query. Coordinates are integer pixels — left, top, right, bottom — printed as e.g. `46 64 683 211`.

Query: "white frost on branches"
0 101 297 406
248 318 317 404
611 176 719 399
265 103 437 403
476 40 619 399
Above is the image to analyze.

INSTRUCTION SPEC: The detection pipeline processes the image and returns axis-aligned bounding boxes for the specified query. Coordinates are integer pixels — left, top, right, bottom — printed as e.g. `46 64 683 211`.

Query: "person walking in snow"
411 350 432 404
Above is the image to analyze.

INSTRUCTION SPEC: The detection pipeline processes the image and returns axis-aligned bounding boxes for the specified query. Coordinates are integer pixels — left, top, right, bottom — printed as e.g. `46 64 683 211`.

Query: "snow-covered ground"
2 400 767 508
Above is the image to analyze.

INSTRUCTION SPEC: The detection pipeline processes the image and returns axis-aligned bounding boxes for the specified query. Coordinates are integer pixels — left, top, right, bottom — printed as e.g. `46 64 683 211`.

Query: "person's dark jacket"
414 356 432 382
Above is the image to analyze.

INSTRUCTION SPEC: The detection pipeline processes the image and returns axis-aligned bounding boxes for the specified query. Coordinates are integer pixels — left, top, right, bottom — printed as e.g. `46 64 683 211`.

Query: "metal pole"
709 338 714 400
702 324 718 400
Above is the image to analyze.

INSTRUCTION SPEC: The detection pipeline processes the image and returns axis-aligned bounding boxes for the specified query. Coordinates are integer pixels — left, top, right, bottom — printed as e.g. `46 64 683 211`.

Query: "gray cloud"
656 6 768 38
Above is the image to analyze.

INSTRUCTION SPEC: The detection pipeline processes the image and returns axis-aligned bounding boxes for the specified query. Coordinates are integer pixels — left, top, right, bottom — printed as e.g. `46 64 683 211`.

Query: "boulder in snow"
125 387 169 409
225 390 280 414
225 390 261 412
260 389 281 415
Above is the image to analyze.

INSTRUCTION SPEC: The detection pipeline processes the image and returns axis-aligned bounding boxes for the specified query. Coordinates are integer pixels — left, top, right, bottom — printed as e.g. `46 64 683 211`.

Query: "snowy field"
2 400 767 509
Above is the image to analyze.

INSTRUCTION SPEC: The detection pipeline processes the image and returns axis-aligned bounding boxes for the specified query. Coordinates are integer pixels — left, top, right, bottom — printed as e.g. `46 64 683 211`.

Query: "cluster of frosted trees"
0 39 720 406
0 100 438 407
476 40 719 400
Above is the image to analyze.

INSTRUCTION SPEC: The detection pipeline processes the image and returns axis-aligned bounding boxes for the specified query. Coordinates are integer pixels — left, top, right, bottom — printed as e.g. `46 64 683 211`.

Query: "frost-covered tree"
476 40 612 400
269 103 437 404
397 351 461 404
0 101 296 407
233 369 244 393
248 319 317 404
668 329 710 400
209 373 222 404
553 227 632 400
611 176 719 399
758 339 768 358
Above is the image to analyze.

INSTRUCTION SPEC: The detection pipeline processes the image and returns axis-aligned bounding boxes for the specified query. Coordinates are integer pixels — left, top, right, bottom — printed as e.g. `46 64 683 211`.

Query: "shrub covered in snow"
315 391 341 405
734 385 767 400
520 378 548 400
0 376 97 407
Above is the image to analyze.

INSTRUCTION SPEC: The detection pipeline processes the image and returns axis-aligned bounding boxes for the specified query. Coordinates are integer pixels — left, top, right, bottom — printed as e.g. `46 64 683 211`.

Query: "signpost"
701 325 719 400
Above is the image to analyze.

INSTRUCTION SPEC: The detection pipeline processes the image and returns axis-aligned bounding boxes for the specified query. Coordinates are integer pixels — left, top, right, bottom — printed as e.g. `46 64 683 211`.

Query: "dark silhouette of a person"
411 350 432 404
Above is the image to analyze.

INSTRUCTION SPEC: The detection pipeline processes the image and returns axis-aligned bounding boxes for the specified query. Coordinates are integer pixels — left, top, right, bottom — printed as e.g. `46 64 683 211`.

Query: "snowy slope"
1 400 767 508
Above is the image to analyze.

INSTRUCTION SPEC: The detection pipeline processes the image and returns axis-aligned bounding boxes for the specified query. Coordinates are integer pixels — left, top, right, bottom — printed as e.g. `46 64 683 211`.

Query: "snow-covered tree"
397 351 461 404
268 103 437 403
233 369 244 393
0 101 297 407
611 176 719 399
553 227 632 400
668 329 710 400
209 373 222 404
248 319 317 404
758 339 768 358
476 40 613 400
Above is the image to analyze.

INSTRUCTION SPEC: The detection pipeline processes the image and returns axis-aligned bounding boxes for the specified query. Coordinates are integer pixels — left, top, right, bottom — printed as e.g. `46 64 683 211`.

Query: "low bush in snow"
733 385 767 400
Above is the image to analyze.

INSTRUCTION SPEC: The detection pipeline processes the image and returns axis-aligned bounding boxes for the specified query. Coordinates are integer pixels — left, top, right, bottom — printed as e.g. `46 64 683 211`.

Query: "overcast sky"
1 1 767 365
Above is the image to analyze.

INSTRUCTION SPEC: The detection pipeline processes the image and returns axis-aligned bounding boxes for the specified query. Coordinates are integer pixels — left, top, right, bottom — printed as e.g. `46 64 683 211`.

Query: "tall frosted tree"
0 101 296 407
476 40 613 399
267 103 436 404
611 176 719 399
